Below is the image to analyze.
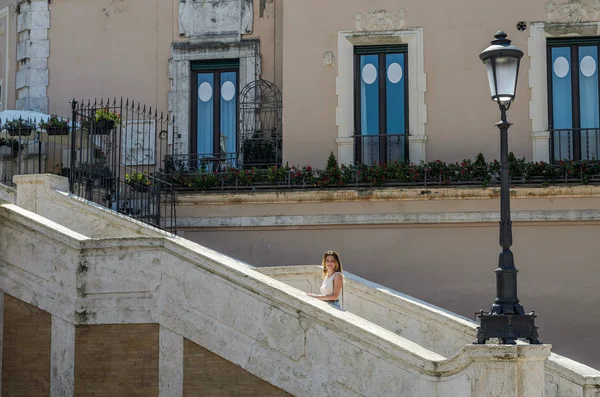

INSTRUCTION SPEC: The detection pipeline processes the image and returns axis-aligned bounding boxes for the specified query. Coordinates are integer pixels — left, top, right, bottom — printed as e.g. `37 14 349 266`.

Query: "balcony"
354 133 409 165
550 128 600 162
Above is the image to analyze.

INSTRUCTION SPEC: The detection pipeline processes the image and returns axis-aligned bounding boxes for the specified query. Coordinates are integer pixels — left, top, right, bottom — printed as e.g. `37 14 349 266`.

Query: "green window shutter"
354 44 408 55
547 37 600 46
191 59 240 71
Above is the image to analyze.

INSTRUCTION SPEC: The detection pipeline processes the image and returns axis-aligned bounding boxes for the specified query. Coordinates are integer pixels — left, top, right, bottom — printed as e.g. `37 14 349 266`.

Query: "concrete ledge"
176 185 600 205
178 210 600 228
13 174 170 239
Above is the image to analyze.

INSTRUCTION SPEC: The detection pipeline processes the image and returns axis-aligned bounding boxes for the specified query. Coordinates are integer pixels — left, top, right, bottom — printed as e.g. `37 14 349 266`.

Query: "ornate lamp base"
474 312 542 345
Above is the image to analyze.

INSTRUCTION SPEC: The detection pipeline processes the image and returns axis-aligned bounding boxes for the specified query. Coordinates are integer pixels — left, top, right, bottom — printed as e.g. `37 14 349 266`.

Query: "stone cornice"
177 210 600 229
176 185 600 205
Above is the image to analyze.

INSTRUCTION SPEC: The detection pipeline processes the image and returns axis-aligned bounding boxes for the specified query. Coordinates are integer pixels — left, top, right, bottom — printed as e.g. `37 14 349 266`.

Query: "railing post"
37 127 42 174
156 180 161 228
69 100 77 193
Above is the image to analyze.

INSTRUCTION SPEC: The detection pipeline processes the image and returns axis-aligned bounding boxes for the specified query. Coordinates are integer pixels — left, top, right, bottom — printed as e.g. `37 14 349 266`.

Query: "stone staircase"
0 175 599 396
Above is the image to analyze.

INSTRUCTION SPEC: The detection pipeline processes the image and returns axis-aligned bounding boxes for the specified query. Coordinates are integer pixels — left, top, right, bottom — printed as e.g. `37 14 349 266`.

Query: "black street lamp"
474 31 541 345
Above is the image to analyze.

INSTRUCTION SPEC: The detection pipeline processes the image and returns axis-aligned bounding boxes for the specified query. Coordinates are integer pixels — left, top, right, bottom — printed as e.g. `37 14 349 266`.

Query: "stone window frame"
336 28 427 165
168 40 260 155
529 22 600 162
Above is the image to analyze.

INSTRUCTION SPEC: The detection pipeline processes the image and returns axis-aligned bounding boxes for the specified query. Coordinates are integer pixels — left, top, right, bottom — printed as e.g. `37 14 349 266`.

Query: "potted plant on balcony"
91 107 121 135
125 171 152 192
241 131 279 169
0 137 25 157
3 118 35 136
39 115 70 135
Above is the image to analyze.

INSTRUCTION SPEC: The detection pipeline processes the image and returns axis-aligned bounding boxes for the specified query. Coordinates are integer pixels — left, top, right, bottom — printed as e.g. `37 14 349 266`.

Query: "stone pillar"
51 316 75 397
466 344 551 397
15 0 49 113
159 326 183 397
13 174 69 213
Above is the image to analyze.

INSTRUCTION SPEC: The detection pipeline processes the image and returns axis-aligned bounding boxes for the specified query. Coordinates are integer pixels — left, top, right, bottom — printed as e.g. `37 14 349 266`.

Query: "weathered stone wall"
13 174 164 239
2 294 51 397
0 181 15 203
183 338 290 396
75 324 159 397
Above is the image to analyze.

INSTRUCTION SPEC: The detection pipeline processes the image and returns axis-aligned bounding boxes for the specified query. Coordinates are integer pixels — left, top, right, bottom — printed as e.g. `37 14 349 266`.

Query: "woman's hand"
307 293 320 298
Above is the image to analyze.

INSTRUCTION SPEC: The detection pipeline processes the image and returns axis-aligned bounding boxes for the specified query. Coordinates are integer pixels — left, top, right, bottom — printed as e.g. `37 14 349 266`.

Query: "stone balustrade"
0 174 561 396
258 265 600 397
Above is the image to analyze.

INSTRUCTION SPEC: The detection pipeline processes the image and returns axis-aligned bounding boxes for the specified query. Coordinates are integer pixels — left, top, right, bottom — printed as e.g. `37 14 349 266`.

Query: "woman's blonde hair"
321 250 343 278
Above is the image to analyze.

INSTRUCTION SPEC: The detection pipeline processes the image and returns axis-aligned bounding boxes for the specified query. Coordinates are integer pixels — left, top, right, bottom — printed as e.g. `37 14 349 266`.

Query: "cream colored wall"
246 0 283 90
47 0 175 117
46 0 279 117
282 0 548 167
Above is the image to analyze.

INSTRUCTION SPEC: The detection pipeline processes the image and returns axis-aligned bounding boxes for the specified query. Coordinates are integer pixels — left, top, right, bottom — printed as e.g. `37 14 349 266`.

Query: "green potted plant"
92 107 121 135
3 118 36 136
39 115 70 135
0 137 25 157
125 171 152 192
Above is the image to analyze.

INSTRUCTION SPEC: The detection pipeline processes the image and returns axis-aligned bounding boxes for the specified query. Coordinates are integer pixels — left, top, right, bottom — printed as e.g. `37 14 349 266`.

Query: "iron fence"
550 128 600 162
162 159 600 192
0 100 178 231
0 118 71 187
354 133 409 165
69 98 177 231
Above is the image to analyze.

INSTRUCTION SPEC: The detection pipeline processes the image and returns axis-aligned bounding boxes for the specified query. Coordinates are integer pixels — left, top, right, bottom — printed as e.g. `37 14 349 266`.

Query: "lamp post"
474 31 541 345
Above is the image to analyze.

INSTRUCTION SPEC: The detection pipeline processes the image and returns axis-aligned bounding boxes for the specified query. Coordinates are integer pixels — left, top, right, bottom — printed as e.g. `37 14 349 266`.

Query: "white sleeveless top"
320 272 343 297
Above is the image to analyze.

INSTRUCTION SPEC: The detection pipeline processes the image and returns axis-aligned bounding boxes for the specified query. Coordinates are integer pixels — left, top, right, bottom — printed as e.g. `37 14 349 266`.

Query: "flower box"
91 119 115 135
45 126 70 136
6 127 33 137
127 183 151 193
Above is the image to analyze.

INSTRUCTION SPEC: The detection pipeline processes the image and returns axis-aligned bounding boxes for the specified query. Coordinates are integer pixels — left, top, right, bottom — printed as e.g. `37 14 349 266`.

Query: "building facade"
0 0 600 369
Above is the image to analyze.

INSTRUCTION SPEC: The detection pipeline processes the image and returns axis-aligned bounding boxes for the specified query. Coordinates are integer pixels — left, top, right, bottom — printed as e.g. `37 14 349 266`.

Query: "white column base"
336 136 354 165
409 134 427 164
532 131 550 163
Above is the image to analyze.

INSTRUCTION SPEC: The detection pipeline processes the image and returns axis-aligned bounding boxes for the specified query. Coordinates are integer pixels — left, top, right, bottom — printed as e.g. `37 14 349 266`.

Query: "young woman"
307 250 344 309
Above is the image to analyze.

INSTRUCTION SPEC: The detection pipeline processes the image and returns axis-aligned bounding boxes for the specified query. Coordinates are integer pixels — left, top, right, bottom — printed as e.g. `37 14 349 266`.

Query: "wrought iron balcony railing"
167 137 283 173
354 133 409 165
550 128 600 162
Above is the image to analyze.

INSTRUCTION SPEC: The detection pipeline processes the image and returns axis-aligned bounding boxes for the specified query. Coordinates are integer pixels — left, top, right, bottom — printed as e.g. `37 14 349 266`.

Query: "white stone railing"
0 190 550 396
12 174 167 239
258 265 600 397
